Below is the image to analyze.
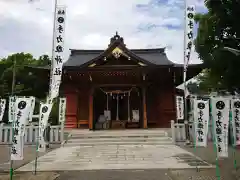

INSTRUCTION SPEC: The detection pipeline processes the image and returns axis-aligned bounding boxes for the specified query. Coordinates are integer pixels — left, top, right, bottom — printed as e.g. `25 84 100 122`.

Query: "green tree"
0 52 55 124
194 0 240 93
0 53 50 98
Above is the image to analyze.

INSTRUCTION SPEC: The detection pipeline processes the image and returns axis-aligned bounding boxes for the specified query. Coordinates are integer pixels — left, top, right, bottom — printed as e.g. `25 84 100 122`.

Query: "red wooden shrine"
31 32 203 130
60 33 203 129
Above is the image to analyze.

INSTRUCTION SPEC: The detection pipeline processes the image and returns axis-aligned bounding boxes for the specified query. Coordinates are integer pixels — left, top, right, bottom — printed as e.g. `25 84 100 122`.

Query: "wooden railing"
0 124 63 145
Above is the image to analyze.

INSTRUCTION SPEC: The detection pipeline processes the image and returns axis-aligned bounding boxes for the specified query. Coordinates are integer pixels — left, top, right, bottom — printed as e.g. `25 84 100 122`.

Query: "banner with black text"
183 5 195 82
49 6 66 100
0 99 6 122
38 103 53 152
28 96 35 122
11 97 31 160
59 97 66 123
176 96 184 120
231 98 240 145
193 99 209 147
211 97 230 158
8 96 16 123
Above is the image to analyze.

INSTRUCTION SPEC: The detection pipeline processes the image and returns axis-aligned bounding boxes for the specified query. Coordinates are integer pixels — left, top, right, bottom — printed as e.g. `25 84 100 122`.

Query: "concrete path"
17 144 213 171
56 169 172 180
0 145 60 172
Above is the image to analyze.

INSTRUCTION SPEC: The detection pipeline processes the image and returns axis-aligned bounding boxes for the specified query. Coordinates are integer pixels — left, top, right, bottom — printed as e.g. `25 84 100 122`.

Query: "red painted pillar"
89 88 94 130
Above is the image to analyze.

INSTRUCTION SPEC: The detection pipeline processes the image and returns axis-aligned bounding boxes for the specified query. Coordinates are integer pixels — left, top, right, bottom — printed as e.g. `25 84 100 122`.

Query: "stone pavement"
55 169 240 180
0 172 59 180
17 144 213 171
56 169 172 180
8 129 240 179
177 142 240 179
0 144 60 172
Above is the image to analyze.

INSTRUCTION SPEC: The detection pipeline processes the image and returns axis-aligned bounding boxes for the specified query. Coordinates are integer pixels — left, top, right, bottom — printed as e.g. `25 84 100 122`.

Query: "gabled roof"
64 32 175 68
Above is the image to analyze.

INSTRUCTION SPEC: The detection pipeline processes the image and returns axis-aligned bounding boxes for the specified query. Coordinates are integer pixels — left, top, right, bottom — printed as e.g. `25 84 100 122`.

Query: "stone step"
67 137 172 143
64 140 173 146
69 130 168 135
68 136 171 143
70 134 167 139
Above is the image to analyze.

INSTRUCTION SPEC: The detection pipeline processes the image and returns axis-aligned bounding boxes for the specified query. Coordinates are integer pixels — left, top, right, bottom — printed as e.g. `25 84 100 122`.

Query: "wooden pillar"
89 88 94 130
142 87 147 129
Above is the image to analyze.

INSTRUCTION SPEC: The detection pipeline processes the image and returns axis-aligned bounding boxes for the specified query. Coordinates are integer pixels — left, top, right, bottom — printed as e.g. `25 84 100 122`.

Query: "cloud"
0 0 206 64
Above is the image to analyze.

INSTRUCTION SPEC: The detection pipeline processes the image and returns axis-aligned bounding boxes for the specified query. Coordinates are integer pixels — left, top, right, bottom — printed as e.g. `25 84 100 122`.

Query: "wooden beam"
93 84 140 87
89 88 94 130
142 87 148 129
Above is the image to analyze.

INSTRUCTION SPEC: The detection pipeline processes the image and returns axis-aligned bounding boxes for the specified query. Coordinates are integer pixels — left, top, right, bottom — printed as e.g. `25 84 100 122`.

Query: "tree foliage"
194 0 240 93
0 52 50 98
0 52 56 124
187 69 224 94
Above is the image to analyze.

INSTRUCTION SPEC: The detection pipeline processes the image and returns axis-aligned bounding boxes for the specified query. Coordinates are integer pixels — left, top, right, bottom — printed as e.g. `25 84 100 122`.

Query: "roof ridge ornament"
109 31 125 46
112 47 130 59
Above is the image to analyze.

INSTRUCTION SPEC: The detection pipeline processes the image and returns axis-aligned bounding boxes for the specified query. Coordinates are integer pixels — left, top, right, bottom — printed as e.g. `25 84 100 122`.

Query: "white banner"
231 99 240 145
132 110 140 122
11 97 31 160
183 5 195 82
193 99 209 147
8 96 16 123
49 6 66 100
211 97 230 158
59 97 66 123
27 96 35 122
38 103 53 152
176 96 184 120
0 99 6 122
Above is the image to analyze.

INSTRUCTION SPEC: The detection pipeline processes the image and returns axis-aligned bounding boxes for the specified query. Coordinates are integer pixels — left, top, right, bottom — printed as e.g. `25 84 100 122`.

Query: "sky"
0 0 206 64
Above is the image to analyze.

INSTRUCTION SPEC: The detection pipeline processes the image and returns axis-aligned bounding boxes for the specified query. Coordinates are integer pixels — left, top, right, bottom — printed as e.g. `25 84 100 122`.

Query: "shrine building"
32 32 203 130
58 33 202 130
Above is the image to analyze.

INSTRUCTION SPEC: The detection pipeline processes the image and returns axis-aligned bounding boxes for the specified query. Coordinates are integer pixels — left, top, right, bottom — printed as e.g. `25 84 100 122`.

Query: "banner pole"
231 98 237 172
34 112 41 175
183 0 190 145
193 97 199 172
48 0 58 101
10 55 17 180
34 131 39 175
232 123 238 172
210 98 221 180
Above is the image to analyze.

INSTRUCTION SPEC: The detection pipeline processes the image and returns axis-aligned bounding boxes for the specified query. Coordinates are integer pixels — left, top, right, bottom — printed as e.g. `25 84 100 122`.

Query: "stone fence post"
171 120 176 144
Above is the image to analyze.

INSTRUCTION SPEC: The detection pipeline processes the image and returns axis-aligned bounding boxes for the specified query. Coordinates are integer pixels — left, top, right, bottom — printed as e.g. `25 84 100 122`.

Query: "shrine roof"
65 47 174 67
25 32 204 72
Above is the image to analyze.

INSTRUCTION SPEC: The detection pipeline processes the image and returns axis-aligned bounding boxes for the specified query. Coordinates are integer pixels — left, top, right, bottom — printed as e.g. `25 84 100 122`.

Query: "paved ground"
0 144 60 172
56 170 172 180
0 172 59 180
177 142 240 179
17 144 213 171
56 169 240 180
2 130 240 179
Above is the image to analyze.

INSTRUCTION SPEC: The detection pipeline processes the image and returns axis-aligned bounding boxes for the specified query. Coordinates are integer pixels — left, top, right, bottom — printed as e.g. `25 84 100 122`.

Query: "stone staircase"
64 129 173 146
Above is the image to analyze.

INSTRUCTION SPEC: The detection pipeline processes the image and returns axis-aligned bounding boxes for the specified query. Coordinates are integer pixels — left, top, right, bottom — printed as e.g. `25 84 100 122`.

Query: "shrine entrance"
93 87 142 130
